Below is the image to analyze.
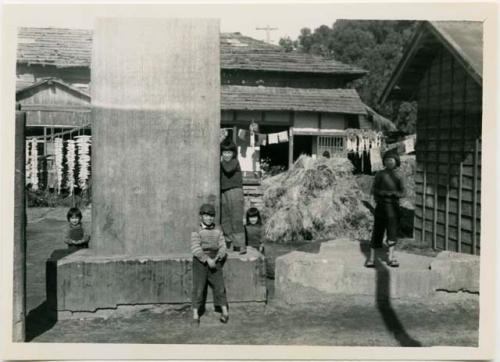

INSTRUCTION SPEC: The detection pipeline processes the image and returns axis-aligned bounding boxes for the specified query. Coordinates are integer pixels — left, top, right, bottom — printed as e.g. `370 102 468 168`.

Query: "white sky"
7 3 340 44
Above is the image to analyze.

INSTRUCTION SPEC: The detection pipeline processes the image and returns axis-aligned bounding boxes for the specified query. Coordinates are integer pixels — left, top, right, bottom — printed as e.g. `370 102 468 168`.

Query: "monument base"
47 248 266 319
275 239 437 304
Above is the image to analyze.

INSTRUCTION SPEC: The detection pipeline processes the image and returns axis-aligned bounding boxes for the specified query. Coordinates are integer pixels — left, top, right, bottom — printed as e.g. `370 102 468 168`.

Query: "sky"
7 3 340 44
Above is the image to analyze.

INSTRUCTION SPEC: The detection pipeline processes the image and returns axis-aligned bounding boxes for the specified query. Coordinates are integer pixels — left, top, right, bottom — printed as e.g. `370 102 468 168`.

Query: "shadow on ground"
359 240 422 347
26 248 78 342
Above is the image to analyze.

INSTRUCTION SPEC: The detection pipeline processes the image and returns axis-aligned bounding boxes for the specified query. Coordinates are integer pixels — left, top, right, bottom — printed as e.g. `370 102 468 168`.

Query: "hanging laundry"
277 131 289 143
370 147 384 172
238 129 247 141
257 133 267 146
268 133 279 144
404 137 415 154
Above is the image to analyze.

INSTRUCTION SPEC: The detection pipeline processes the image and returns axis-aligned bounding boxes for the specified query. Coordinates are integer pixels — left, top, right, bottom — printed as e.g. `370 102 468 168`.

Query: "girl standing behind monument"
245 207 265 254
220 140 246 254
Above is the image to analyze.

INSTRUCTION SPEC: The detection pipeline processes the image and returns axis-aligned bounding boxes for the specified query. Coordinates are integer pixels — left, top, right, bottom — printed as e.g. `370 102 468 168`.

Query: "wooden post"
458 72 468 253
91 19 221 255
13 111 26 342
445 55 454 251
472 137 478 254
433 47 443 249
421 68 431 246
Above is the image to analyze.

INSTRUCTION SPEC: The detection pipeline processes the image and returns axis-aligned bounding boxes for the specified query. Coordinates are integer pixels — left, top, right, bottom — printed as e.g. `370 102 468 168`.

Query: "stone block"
47 248 266 318
430 251 480 293
275 239 437 304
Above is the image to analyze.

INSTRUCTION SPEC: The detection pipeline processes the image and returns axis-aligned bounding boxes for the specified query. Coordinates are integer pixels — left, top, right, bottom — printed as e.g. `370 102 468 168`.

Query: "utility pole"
256 25 278 44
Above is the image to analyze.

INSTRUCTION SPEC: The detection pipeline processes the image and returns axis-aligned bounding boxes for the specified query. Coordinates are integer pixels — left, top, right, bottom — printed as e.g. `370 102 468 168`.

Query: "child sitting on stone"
190 203 229 325
245 207 265 254
64 207 90 250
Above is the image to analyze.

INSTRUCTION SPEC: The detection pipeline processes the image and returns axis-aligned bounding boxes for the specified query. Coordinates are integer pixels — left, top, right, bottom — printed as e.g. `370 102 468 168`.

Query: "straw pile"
261 155 373 243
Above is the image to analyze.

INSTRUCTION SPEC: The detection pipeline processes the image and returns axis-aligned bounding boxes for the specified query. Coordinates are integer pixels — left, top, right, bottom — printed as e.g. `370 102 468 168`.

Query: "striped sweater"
191 223 227 263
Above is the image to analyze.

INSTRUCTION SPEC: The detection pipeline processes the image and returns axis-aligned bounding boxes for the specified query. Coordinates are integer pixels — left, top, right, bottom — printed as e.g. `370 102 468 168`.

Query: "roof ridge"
17 26 367 75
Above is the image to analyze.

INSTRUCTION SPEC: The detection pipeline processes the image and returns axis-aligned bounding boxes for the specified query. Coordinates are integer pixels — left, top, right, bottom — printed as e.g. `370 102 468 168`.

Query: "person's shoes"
220 314 229 324
364 259 375 268
387 259 400 268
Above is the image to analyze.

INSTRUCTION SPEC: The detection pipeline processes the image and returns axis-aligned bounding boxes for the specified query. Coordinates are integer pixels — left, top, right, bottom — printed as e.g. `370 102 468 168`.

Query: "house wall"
18 82 91 127
17 66 352 93
221 69 351 89
321 113 346 130
413 45 482 255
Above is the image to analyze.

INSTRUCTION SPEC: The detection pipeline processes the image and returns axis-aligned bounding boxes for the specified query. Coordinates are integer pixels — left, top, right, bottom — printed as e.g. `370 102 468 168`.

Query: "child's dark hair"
67 207 83 222
246 207 262 225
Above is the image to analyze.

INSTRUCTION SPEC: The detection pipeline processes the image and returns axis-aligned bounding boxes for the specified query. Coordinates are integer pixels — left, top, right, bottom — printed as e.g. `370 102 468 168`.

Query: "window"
317 135 346 157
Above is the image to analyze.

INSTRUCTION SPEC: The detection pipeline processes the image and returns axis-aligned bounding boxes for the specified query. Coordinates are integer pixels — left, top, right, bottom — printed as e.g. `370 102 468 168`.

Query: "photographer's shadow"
359 240 422 347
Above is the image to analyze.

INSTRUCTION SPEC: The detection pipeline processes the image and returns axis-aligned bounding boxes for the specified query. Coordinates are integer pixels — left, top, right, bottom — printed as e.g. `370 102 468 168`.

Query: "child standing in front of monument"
245 207 265 254
365 150 406 268
191 203 229 325
64 207 90 250
220 140 246 254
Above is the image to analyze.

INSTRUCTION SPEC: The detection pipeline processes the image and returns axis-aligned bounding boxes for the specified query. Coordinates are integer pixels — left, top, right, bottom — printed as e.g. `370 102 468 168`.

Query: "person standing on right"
365 150 406 268
220 140 246 254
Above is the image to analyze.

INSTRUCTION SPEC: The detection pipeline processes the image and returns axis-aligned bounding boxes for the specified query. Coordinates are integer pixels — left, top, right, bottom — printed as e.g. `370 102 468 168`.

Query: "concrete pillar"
91 18 221 255
51 19 266 315
13 111 26 341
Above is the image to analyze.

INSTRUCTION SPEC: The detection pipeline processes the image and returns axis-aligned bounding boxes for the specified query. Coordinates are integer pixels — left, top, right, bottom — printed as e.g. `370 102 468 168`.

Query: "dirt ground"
25 207 479 346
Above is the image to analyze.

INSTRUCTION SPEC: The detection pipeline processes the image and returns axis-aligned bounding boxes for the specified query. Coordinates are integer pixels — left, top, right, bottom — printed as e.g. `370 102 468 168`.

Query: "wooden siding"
221 69 352 89
18 81 90 107
413 45 482 254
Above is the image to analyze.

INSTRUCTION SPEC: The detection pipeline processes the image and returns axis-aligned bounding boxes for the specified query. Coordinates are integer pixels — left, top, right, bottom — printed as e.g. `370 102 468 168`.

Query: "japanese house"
17 27 393 188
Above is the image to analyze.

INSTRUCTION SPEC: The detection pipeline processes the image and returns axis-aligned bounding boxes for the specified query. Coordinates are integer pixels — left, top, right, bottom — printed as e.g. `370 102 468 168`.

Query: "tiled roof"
221 85 367 115
17 28 92 68
17 27 366 76
219 33 366 75
15 79 367 115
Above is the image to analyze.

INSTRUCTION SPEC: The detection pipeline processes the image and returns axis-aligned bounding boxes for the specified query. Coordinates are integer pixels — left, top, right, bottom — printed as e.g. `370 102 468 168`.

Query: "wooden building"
380 21 482 255
17 27 393 188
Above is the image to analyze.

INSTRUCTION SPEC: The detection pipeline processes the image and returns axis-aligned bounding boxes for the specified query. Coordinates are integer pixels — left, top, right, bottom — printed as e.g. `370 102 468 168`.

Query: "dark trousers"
192 257 227 310
221 188 246 251
67 242 88 251
370 202 400 249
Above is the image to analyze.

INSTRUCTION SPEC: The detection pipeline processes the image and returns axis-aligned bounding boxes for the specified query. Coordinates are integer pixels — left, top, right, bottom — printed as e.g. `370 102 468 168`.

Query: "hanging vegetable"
76 135 91 189
54 138 63 194
66 139 76 195
30 138 39 191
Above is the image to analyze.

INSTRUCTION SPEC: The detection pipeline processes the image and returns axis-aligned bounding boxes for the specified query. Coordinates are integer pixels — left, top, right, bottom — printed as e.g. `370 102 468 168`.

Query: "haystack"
261 155 373 243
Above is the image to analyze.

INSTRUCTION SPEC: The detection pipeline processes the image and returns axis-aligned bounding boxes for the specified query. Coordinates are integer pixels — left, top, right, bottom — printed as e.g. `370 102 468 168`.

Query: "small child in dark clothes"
365 150 406 268
65 207 90 250
191 203 229 325
245 207 264 254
